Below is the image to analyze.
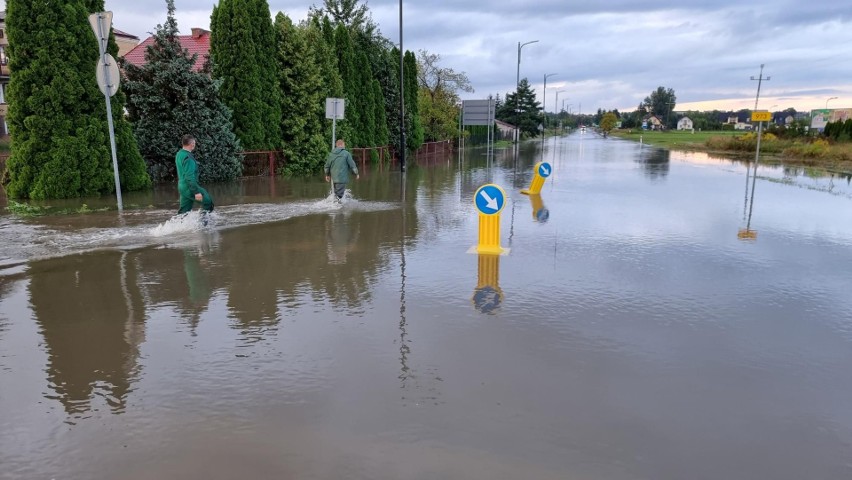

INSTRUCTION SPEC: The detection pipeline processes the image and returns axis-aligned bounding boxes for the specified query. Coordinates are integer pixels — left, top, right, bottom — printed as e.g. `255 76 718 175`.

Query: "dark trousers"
333 182 347 200
178 187 214 214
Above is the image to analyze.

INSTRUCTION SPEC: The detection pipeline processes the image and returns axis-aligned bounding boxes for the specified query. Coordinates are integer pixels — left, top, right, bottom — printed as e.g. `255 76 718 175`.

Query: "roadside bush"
784 139 830 158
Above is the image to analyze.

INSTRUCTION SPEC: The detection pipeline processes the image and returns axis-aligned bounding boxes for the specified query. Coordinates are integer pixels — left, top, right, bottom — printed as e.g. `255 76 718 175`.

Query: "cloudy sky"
3 0 851 113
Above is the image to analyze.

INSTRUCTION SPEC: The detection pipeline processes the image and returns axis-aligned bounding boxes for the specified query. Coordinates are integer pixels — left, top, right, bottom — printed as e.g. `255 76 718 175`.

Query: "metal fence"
0 142 456 181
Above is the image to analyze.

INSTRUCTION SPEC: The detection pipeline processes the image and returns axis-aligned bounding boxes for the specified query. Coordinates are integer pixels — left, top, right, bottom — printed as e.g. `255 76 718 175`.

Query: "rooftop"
123 28 210 72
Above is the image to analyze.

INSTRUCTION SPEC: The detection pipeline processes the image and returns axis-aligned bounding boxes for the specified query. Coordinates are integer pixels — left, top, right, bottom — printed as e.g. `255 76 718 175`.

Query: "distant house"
495 119 515 141
113 29 140 58
123 27 211 72
677 117 693 130
642 115 663 130
734 122 753 131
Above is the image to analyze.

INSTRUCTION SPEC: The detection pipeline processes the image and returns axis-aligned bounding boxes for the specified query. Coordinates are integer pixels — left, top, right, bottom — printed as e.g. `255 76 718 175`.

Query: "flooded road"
2 134 852 479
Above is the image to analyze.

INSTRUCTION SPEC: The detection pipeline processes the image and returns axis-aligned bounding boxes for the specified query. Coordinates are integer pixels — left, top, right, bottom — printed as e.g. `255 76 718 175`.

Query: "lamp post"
515 40 539 142
399 0 405 172
826 96 838 109
542 73 557 113
554 90 566 115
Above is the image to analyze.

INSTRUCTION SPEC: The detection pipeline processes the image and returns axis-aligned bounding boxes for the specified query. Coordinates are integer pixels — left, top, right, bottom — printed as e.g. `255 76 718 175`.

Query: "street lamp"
826 96 838 109
542 73 557 114
554 90 566 115
399 0 405 172
515 40 539 142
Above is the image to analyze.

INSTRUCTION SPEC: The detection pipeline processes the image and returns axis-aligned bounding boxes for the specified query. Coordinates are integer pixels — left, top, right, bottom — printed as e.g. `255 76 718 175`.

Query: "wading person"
176 134 214 215
324 139 359 201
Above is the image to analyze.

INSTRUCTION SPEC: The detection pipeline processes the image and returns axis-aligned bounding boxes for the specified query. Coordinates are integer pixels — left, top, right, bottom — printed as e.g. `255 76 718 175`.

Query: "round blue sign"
538 162 552 178
473 184 506 216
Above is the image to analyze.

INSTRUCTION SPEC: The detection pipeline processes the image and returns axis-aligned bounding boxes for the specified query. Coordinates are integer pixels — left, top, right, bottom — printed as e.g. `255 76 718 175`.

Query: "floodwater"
2 133 852 480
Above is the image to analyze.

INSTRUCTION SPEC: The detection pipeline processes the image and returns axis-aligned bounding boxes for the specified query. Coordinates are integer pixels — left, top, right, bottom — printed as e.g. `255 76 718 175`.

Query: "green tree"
642 86 677 124
309 16 347 146
403 50 424 151
356 51 377 147
3 0 150 199
416 49 473 142
496 78 542 138
210 0 281 150
274 13 328 176
600 112 617 135
123 0 241 183
334 24 361 146
312 0 374 32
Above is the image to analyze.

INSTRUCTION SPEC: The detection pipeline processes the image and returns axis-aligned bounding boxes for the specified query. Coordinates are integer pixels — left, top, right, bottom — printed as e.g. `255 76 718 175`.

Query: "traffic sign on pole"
90 11 123 211
751 111 772 122
96 53 120 97
538 162 552 178
88 12 112 54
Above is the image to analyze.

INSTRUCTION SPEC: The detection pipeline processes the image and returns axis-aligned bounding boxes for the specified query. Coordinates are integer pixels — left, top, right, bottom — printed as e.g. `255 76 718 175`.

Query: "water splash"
149 211 214 237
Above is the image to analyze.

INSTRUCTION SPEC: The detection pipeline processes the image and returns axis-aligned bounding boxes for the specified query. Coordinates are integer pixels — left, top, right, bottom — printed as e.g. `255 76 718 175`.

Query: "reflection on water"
637 147 671 179
2 135 852 479
28 251 146 419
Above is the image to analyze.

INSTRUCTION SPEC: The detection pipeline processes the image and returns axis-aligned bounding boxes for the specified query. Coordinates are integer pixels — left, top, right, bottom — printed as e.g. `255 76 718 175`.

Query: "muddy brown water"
2 135 852 479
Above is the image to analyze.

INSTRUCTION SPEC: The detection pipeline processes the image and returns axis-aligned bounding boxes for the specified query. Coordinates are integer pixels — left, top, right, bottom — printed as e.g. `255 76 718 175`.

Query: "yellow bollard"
477 213 504 255
521 162 552 195
470 184 509 255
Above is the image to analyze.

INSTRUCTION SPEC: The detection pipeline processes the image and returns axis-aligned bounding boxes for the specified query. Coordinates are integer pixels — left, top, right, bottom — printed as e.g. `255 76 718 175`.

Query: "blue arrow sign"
538 162 552 178
474 184 506 215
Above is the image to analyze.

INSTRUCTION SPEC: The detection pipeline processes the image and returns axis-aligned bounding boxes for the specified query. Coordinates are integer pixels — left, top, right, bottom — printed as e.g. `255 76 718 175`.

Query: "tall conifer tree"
404 50 424 151
210 0 281 150
274 13 328 176
308 16 347 146
123 0 241 183
3 0 150 199
333 24 361 146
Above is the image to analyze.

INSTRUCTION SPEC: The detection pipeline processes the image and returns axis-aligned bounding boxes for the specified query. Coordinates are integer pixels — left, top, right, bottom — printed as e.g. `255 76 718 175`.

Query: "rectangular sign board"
462 99 495 126
325 98 345 120
751 111 772 122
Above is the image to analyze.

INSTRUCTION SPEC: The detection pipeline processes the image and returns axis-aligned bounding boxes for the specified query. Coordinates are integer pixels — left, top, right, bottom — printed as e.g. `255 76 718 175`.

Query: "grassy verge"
611 129 852 174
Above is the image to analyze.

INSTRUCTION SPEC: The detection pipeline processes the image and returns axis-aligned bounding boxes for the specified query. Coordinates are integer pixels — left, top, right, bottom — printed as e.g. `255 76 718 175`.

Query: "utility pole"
748 64 770 216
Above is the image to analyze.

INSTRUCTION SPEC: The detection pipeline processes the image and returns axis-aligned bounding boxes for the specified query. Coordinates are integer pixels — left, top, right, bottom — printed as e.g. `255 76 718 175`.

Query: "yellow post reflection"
472 254 504 314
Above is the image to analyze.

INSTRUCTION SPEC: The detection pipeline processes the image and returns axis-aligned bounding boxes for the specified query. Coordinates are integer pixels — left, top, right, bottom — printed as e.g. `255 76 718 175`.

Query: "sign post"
89 12 123 211
521 161 552 195
325 98 345 148
471 184 508 255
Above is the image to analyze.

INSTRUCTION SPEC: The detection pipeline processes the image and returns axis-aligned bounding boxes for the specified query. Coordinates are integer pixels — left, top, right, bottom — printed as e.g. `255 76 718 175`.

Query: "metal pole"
826 96 838 109
399 0 405 172
97 13 123 212
515 40 538 143
331 100 337 149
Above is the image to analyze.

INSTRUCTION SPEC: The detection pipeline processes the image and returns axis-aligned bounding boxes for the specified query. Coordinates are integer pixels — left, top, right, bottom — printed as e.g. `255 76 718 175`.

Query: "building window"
0 83 5 104
0 46 7 65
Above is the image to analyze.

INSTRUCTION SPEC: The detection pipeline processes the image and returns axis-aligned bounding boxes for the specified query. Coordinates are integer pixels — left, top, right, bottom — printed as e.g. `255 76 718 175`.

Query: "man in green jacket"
175 134 214 214
324 139 359 201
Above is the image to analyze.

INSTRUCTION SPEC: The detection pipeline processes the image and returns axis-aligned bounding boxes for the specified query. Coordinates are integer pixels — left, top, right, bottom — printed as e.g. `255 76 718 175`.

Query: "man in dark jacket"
324 139 359 201
176 134 214 214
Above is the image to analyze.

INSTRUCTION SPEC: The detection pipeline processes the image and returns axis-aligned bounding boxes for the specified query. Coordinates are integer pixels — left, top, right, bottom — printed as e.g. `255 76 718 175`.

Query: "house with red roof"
123 28 211 73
